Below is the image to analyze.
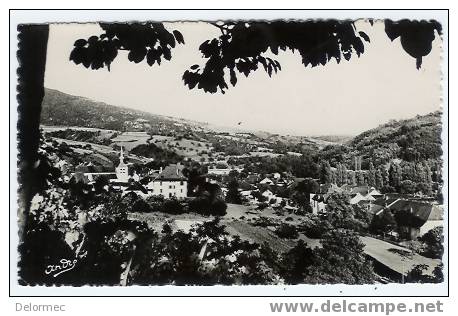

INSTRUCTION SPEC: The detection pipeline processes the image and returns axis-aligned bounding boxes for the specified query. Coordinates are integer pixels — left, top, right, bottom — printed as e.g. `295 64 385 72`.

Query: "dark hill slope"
41 88 172 131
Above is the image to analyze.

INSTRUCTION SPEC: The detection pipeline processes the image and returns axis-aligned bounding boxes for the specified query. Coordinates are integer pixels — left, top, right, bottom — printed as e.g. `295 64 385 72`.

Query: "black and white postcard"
10 10 448 297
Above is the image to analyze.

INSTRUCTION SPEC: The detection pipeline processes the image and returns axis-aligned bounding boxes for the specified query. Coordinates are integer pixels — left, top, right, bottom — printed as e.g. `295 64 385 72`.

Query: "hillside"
41 88 184 133
316 111 443 169
40 89 442 167
40 88 330 153
351 111 442 164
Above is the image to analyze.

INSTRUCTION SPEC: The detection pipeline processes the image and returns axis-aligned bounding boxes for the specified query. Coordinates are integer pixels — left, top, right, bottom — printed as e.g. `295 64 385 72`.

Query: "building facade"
147 164 188 198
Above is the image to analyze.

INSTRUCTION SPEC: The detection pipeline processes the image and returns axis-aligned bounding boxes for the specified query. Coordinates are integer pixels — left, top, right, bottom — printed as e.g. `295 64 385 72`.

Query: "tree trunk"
16 24 49 241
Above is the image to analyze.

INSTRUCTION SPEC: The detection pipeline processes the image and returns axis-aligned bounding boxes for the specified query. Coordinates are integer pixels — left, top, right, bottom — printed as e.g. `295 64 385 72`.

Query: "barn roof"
388 199 443 224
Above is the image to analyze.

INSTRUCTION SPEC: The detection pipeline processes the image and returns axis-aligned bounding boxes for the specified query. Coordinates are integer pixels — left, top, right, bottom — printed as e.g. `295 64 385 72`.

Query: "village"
11 13 449 303
39 119 444 284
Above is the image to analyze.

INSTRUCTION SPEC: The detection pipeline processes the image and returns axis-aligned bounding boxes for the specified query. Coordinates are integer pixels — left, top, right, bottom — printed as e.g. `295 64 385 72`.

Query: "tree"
367 162 376 187
419 226 444 259
94 175 109 193
347 170 357 186
406 263 443 283
356 171 366 186
389 163 402 189
375 167 384 189
370 210 397 237
275 224 299 239
385 19 442 69
323 192 366 232
320 161 334 184
419 162 434 196
17 24 50 241
70 23 184 70
183 20 441 93
292 178 319 212
225 179 242 204
335 163 347 186
399 179 417 194
305 229 375 284
280 240 315 284
228 169 239 179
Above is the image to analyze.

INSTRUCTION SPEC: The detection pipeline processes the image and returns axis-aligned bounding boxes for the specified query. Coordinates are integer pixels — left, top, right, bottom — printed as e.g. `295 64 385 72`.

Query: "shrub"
251 216 279 228
257 202 269 210
131 199 153 213
163 197 184 215
419 226 444 259
297 216 330 239
188 197 227 216
275 224 299 239
211 199 228 216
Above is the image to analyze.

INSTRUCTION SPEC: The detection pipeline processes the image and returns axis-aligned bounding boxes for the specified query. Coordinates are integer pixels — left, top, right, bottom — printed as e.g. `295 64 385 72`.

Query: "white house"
350 192 375 204
310 193 326 214
262 189 275 200
147 164 188 198
367 188 383 199
259 177 274 185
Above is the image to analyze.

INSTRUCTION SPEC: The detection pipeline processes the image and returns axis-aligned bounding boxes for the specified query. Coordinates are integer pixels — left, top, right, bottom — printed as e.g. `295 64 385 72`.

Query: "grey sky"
44 20 442 136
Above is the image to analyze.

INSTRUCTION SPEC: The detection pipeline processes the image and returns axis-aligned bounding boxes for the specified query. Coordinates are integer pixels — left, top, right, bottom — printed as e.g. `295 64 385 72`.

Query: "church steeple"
116 146 129 182
119 146 125 165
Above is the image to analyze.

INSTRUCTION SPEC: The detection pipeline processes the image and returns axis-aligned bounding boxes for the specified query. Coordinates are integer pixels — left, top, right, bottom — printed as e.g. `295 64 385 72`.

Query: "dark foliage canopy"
69 20 442 94
183 20 369 93
70 23 184 70
385 19 442 69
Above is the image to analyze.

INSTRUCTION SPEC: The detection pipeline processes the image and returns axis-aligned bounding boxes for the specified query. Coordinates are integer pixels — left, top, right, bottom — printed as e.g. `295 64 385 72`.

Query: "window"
169 185 172 189
180 181 184 185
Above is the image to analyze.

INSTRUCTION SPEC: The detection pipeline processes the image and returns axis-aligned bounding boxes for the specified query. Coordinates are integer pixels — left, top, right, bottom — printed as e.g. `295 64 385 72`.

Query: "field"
111 131 150 151
128 203 441 276
149 135 214 161
42 125 215 162
128 203 321 253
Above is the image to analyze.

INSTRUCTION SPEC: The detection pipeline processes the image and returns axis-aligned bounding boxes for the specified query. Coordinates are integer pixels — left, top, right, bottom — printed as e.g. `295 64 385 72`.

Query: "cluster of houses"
310 183 443 239
71 147 443 241
207 166 443 241
74 147 188 199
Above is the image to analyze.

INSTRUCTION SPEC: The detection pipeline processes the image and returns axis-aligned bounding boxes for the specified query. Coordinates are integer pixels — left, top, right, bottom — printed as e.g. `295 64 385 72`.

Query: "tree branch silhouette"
183 20 370 94
384 19 442 69
70 23 184 71
67 20 442 94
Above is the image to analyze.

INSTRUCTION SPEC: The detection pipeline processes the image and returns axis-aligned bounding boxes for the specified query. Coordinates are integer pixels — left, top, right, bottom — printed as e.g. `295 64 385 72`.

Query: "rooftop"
154 164 187 181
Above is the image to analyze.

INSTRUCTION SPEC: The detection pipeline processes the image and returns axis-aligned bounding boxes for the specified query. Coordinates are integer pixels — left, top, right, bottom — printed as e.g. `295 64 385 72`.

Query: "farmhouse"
147 164 188 198
386 199 443 239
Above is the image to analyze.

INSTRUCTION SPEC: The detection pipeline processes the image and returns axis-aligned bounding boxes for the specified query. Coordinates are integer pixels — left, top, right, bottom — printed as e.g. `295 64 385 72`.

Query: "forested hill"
41 88 173 131
351 111 442 163
318 111 442 168
41 88 443 169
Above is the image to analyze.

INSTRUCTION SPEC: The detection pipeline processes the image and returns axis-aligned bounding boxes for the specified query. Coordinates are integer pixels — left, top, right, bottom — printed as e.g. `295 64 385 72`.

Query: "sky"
44 20 442 136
